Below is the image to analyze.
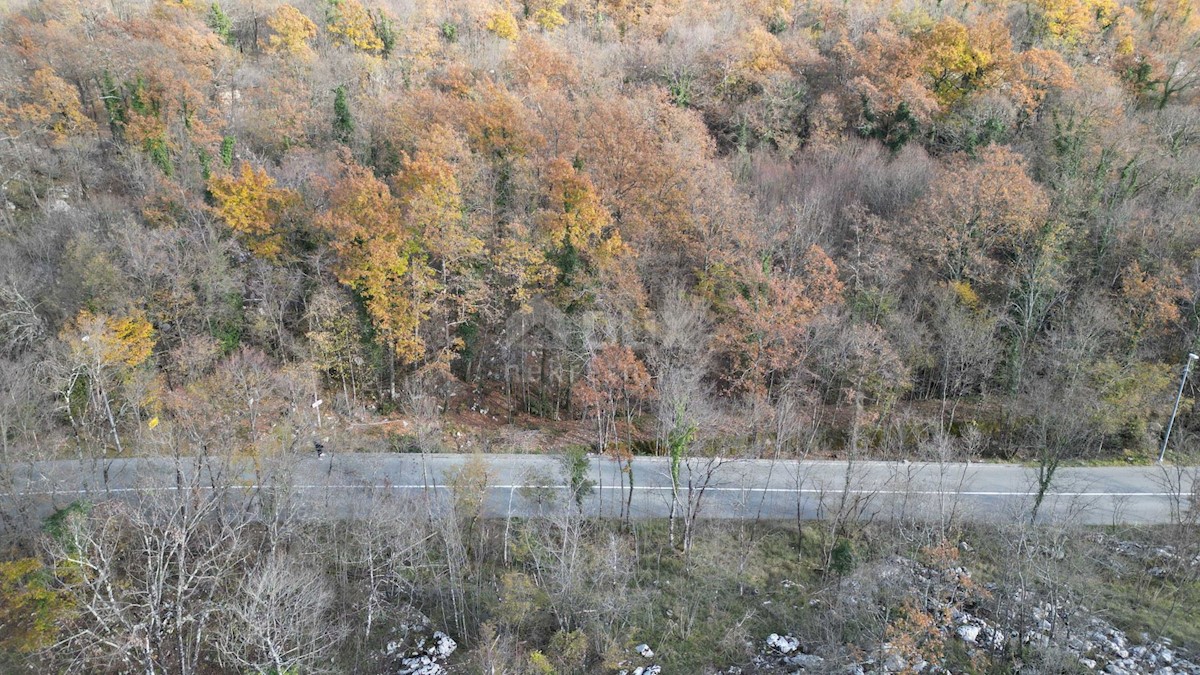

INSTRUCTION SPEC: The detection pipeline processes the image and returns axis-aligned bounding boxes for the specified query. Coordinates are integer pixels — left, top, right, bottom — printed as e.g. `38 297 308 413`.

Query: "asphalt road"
2 453 1196 526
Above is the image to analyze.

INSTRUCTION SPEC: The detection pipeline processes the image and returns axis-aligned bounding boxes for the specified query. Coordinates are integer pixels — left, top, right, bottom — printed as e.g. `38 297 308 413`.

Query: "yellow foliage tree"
62 309 157 454
920 17 1010 107
327 0 384 53
208 161 297 260
265 5 318 59
493 225 554 309
1035 0 1118 44
0 558 71 653
396 151 466 251
486 9 520 39
66 309 156 370
748 0 792 27
527 0 567 30
1089 358 1174 445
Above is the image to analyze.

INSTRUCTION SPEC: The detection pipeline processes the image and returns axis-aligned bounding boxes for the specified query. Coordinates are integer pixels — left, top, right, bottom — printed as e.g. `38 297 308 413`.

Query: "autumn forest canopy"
2 0 1200 462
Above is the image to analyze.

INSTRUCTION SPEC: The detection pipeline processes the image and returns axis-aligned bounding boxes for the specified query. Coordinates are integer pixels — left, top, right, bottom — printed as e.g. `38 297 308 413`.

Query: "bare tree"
341 493 436 653
46 489 252 675
0 284 46 358
214 551 345 674
1156 464 1199 528
0 355 48 463
681 453 726 554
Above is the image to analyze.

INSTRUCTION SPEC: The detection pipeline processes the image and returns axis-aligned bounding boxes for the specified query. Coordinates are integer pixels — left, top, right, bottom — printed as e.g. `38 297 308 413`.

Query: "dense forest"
3 0 1200 464
4 1 1200 673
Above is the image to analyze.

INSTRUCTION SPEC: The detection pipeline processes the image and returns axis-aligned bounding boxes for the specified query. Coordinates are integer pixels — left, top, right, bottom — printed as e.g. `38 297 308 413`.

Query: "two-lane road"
2 454 1195 525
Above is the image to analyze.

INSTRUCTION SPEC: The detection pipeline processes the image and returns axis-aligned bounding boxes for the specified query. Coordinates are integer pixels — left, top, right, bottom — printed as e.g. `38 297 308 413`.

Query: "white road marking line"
2 484 1184 498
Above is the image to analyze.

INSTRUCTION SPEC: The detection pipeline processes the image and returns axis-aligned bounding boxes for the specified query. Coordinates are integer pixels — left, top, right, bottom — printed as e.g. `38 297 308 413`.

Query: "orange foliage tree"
575 343 656 452
394 142 484 363
318 160 434 369
575 343 655 520
708 245 843 399
16 67 95 145
536 159 626 304
1120 261 1185 351
909 145 1050 289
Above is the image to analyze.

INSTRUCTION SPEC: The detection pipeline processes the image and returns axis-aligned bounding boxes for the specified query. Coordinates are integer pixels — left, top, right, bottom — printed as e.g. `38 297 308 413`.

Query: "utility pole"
1159 352 1198 463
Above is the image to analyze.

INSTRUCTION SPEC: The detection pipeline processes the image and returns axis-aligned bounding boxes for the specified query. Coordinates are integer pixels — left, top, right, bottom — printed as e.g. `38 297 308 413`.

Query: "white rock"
957 625 981 644
636 643 654 658
1080 658 1097 670
396 631 456 675
1161 649 1174 664
884 654 906 672
398 657 446 675
428 631 457 659
766 633 800 655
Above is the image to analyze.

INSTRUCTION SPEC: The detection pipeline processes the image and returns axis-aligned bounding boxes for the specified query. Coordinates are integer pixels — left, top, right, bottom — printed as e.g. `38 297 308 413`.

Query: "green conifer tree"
333 85 354 144
208 2 234 45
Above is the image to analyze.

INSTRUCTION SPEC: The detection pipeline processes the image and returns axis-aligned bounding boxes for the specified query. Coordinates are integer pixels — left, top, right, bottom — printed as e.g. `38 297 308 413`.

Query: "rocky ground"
377 534 1198 674
745 545 1199 675
380 608 459 675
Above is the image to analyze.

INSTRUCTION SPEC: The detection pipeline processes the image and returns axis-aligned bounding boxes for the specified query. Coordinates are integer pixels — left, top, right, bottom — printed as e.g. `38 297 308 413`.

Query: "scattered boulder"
390 630 457 675
636 643 655 658
755 633 828 672
957 625 981 645
766 633 800 655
